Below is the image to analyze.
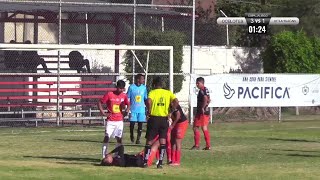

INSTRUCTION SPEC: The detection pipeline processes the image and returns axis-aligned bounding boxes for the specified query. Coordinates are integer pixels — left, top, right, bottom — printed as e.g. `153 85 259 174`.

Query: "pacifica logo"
223 83 235 99
223 83 290 99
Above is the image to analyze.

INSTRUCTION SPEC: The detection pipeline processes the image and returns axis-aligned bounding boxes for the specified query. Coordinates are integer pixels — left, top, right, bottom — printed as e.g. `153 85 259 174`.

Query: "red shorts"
172 120 189 139
194 114 209 127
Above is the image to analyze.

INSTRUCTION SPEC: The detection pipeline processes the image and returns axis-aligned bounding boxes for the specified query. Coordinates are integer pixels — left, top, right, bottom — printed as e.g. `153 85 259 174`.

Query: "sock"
147 150 157 166
114 143 122 156
158 144 166 166
172 150 176 163
102 143 108 158
137 122 143 141
194 129 200 147
176 150 181 164
130 122 135 140
203 130 211 147
156 150 160 160
166 129 172 162
143 145 151 164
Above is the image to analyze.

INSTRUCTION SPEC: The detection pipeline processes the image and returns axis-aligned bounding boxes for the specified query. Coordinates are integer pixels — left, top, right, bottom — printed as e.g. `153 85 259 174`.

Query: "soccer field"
0 120 319 180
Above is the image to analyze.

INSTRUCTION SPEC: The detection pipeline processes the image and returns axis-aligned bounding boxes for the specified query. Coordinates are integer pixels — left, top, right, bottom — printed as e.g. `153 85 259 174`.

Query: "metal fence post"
278 106 282 122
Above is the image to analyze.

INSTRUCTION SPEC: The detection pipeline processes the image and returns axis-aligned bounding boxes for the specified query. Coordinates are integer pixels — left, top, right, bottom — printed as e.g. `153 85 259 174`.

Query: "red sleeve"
100 92 109 104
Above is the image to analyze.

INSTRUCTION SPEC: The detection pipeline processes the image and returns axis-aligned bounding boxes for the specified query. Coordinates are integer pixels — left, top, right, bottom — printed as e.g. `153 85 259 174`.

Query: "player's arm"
201 88 210 114
98 94 108 117
169 91 179 110
170 110 180 129
146 98 152 117
146 90 154 117
124 95 130 116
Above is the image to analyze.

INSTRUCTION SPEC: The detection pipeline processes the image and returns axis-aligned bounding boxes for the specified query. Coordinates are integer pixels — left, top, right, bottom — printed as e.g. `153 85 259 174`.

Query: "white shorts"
105 121 124 139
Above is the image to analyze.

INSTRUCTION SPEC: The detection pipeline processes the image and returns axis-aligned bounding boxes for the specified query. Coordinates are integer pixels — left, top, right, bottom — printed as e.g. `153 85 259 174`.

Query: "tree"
123 29 185 93
262 31 320 73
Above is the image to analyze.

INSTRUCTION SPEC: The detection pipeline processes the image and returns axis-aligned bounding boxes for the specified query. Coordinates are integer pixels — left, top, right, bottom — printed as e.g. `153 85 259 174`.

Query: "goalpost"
0 43 174 126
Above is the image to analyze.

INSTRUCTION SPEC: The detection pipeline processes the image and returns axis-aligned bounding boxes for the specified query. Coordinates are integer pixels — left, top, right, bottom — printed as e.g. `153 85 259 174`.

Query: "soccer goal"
0 43 174 126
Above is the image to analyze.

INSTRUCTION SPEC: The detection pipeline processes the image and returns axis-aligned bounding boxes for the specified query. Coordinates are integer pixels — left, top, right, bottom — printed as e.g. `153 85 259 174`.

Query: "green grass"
0 121 320 179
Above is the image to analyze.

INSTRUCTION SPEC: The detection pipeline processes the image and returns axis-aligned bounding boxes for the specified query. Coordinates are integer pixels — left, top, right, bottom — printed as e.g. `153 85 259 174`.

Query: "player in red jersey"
191 77 211 150
98 80 130 159
167 104 189 166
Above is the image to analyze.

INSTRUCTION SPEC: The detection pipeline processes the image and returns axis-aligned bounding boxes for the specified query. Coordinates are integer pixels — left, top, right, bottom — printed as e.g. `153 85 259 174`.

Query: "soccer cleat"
157 164 163 169
169 163 180 166
167 161 172 165
135 139 141 144
130 136 135 143
142 162 148 168
203 147 211 150
190 146 200 150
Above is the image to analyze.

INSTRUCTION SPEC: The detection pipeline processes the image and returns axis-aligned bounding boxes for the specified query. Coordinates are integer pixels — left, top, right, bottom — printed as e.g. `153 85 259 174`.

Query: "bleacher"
0 52 117 126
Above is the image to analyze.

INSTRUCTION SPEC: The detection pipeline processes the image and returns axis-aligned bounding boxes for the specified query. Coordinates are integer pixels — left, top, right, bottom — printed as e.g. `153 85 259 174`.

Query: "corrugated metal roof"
0 1 190 17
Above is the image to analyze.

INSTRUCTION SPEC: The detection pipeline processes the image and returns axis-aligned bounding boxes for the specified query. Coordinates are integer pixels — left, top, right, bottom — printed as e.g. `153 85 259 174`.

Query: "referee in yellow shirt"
143 76 178 168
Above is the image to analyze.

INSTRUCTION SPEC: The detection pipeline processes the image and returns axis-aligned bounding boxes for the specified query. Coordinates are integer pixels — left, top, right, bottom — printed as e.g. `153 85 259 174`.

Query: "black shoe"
203 147 211 150
157 164 163 169
135 139 141 144
190 146 200 150
142 162 148 168
130 136 134 143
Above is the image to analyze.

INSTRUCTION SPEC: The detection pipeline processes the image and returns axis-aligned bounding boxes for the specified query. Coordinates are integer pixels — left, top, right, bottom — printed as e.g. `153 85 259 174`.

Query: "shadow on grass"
268 153 320 158
268 138 318 143
54 139 144 147
24 155 101 164
54 138 102 143
265 149 319 153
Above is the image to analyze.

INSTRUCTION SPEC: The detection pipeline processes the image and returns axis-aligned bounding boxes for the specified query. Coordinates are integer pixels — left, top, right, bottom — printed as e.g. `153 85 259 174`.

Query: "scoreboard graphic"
217 13 299 34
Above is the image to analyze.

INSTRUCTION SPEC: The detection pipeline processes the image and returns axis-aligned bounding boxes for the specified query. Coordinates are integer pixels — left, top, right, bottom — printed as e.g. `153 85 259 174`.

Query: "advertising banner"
190 74 320 107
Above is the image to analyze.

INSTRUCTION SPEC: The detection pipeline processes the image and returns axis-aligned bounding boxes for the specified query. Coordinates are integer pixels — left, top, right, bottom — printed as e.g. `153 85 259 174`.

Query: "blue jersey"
127 84 148 113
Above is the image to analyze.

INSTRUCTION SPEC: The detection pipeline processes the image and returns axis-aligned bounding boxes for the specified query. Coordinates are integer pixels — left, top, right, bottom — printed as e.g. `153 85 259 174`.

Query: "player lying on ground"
101 136 160 167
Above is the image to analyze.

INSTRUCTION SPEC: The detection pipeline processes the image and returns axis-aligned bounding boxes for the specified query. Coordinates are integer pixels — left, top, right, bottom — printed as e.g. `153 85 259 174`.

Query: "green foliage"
262 31 320 73
123 29 185 93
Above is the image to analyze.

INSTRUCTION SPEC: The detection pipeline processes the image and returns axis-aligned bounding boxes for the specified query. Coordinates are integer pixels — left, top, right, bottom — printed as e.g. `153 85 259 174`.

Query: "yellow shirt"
148 89 176 117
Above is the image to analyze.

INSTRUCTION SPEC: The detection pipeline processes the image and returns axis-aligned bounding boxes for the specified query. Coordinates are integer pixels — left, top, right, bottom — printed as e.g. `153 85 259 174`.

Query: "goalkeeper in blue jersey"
127 74 148 144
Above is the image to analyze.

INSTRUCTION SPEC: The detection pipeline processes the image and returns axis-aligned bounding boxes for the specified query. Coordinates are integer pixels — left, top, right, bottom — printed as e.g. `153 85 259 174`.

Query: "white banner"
190 74 320 107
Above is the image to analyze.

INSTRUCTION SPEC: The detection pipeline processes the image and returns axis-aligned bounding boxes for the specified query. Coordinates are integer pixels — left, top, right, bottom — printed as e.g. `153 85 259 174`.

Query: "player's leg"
201 115 211 150
130 113 137 143
143 117 158 167
136 122 143 144
114 121 124 149
157 117 169 168
170 130 177 164
191 115 201 150
166 127 172 164
102 121 115 158
136 113 146 144
147 140 160 166
171 121 188 165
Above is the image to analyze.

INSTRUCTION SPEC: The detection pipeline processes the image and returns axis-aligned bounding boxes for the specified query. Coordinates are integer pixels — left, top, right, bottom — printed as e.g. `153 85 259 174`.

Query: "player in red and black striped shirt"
191 77 211 150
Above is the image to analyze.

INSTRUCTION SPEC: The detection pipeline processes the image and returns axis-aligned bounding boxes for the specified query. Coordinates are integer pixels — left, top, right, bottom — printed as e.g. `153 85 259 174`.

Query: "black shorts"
145 116 168 141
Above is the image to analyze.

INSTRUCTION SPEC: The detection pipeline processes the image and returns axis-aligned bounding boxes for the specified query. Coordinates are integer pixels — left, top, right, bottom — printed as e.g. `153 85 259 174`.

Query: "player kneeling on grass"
166 105 189 166
98 80 130 159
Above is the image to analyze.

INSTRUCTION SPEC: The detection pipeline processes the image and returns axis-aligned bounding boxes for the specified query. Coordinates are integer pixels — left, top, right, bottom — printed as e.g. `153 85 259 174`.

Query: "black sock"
137 122 143 140
143 145 151 163
130 122 135 140
158 144 166 166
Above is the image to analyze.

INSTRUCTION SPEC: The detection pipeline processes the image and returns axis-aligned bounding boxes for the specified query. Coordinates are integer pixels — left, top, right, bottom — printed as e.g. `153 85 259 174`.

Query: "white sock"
102 143 108 159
